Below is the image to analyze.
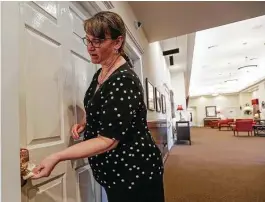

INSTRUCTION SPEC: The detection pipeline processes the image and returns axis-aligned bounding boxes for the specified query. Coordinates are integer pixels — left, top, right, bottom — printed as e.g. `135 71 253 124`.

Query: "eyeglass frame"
82 37 113 48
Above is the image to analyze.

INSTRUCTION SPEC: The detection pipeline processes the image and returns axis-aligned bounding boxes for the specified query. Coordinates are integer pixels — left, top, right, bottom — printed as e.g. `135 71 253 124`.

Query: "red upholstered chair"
232 120 254 136
236 119 256 125
218 119 234 131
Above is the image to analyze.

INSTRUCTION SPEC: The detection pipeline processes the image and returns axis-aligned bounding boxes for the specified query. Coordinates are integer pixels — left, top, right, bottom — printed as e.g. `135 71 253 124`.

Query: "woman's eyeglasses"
82 37 112 48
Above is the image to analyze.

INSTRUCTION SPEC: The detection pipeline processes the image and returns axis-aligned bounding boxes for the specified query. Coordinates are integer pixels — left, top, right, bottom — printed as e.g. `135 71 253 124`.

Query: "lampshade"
177 105 183 111
251 99 259 105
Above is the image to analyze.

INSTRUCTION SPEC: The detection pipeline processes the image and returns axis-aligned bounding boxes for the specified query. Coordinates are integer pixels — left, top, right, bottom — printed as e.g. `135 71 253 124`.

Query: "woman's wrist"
50 153 62 163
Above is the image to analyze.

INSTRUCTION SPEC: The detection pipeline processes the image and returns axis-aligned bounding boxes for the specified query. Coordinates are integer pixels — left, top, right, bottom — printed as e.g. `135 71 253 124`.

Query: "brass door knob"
20 148 36 186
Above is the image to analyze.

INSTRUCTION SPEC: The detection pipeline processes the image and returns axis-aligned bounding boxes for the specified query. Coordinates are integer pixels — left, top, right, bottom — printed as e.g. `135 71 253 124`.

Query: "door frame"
1 2 22 202
187 106 197 127
1 2 144 202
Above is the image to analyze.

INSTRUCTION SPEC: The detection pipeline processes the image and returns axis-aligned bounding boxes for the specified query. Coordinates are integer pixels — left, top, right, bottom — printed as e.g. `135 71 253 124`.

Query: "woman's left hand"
31 154 61 179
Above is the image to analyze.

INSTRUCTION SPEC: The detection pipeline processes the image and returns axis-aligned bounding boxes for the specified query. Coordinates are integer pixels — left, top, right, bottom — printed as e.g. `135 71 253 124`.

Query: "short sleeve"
98 74 143 141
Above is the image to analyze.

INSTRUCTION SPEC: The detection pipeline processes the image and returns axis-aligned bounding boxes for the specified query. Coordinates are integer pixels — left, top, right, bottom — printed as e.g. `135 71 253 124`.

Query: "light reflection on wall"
32 13 45 28
35 2 57 18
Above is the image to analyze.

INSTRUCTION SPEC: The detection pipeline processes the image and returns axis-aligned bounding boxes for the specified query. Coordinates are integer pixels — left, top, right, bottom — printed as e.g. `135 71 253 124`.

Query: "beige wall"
142 42 172 121
189 82 265 126
189 94 250 126
171 72 187 122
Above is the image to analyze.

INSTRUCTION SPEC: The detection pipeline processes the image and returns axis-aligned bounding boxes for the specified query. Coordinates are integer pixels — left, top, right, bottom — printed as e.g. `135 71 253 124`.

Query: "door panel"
19 1 101 202
27 174 66 202
24 27 62 146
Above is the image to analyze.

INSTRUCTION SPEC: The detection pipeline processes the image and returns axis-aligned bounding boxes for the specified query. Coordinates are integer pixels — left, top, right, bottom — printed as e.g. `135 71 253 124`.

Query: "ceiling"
129 1 265 42
189 15 265 97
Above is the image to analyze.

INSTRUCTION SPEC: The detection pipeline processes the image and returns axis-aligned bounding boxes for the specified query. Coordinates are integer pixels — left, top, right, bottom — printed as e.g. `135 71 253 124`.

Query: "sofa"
218 119 234 130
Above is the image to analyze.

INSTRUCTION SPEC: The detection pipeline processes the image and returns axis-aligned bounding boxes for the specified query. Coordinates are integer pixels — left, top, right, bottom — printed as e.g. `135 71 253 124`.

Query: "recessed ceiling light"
224 79 238 83
238 65 258 70
208 45 218 49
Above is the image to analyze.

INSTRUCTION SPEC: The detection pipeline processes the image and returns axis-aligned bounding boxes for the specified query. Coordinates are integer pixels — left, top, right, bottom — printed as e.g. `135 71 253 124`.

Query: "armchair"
231 120 254 136
218 119 234 131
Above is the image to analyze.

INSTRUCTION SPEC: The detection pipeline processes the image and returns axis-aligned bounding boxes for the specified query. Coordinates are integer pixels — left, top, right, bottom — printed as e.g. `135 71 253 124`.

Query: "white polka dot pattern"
83 64 164 190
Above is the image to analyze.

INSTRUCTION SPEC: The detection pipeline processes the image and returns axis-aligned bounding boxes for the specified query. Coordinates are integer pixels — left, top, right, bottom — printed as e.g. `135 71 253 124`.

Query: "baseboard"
163 146 174 164
163 152 169 163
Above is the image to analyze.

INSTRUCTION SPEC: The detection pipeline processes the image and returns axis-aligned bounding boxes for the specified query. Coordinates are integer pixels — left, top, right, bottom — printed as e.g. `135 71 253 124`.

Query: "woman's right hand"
71 123 85 140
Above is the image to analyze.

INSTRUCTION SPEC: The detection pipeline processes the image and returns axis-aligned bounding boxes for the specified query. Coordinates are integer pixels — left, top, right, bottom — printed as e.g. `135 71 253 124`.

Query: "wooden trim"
163 151 170 164
147 120 168 161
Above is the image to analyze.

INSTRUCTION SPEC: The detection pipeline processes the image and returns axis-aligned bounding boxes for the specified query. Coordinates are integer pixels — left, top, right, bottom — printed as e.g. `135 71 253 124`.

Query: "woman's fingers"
72 130 79 139
31 164 45 179
71 125 80 139
77 126 84 133
33 164 43 173
71 124 83 139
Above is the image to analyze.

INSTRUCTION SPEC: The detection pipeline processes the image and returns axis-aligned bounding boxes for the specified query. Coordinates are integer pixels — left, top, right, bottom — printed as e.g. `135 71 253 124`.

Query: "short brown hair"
84 11 126 53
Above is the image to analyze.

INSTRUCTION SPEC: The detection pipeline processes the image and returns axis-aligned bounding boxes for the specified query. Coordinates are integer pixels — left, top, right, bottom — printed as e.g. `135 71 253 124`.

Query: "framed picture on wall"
161 94 166 114
205 106 217 117
145 78 156 111
170 90 176 118
155 88 161 112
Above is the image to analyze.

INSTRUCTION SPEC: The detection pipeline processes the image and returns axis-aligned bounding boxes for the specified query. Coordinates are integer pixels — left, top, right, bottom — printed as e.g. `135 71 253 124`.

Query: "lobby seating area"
207 118 265 137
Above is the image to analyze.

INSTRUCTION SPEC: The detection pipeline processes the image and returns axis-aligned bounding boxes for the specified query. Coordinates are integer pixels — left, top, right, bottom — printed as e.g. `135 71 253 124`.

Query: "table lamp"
177 105 184 121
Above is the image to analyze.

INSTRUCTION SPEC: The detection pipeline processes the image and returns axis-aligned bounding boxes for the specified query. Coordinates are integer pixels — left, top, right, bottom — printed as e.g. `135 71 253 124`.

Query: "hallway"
164 128 265 202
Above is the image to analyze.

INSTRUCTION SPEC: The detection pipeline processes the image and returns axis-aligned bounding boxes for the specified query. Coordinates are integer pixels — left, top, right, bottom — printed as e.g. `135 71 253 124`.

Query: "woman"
32 11 165 202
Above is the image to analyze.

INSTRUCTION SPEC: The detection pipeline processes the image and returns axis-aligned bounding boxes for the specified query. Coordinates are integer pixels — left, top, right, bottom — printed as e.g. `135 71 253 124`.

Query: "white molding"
102 1 114 10
125 24 144 55
1 2 21 202
80 2 101 16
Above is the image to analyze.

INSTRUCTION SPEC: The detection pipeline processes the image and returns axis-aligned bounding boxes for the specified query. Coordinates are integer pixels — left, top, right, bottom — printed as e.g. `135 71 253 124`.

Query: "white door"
13 1 100 202
164 87 174 150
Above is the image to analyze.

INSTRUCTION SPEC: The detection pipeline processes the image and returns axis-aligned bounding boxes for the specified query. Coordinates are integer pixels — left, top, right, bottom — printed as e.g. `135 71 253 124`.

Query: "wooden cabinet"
204 118 220 127
147 120 168 162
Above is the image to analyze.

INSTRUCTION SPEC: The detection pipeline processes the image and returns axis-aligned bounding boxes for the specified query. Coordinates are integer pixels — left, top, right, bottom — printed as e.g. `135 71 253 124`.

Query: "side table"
253 125 265 137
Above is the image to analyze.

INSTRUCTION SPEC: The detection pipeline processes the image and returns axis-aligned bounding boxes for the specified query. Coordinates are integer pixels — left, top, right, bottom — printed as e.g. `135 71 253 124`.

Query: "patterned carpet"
164 127 265 202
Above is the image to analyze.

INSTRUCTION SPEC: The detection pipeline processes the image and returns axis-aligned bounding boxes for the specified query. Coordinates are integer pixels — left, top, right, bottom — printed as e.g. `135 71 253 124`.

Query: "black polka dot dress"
83 63 165 202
